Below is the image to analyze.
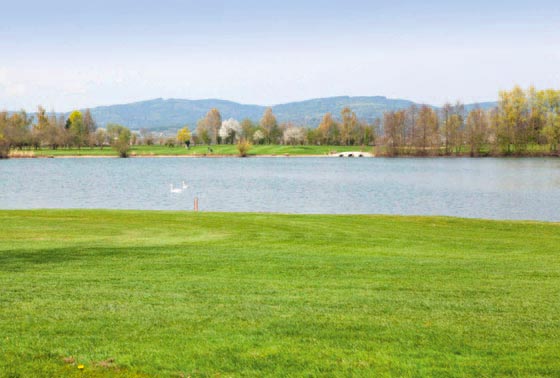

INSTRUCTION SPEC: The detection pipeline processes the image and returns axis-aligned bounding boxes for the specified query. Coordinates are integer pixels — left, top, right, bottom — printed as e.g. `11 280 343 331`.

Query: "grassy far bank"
8 143 559 158
1 210 559 377
20 145 366 157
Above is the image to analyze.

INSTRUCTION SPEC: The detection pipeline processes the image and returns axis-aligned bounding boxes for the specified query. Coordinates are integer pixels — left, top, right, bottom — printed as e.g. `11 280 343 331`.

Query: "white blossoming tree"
283 126 306 145
252 129 265 144
218 118 241 144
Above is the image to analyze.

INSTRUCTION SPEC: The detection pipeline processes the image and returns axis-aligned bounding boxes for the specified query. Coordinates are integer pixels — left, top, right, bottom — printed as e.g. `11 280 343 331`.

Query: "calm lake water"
1 157 559 221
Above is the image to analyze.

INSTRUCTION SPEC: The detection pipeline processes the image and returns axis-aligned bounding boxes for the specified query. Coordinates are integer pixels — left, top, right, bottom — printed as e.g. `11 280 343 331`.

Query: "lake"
1 157 559 221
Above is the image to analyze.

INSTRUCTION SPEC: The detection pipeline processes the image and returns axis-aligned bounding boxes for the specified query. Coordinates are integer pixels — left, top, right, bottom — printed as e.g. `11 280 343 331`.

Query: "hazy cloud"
0 67 27 99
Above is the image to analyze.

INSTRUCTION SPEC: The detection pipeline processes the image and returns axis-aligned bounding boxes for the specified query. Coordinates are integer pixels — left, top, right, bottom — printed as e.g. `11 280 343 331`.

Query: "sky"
1 0 559 111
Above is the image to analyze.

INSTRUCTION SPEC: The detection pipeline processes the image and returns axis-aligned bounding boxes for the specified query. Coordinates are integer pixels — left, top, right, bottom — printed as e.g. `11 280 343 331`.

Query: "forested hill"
38 96 497 130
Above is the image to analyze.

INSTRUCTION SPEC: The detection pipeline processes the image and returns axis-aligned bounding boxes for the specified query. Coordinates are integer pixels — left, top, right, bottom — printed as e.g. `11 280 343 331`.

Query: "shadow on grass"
0 245 162 273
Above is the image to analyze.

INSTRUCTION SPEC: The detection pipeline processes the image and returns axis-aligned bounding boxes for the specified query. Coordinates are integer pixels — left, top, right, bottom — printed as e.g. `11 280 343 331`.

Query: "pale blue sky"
1 0 559 110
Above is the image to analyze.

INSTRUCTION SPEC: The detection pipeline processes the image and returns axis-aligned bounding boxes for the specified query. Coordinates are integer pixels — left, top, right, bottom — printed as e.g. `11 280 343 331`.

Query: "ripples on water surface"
1 157 559 221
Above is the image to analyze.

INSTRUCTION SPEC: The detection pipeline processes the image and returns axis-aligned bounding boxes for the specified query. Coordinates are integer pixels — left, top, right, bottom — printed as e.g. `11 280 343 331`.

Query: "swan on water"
170 184 182 193
182 181 189 189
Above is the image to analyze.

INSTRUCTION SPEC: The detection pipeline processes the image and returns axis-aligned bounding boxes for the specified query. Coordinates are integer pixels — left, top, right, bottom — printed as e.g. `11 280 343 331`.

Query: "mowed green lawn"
0 210 559 377
28 145 364 157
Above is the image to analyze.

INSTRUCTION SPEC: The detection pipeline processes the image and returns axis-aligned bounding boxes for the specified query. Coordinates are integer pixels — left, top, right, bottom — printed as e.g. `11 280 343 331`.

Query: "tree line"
191 106 376 147
1 86 559 158
0 108 132 157
176 85 560 156
382 86 560 156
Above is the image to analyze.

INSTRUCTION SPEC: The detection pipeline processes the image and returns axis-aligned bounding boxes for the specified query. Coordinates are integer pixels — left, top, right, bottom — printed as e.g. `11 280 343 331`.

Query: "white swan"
182 181 189 189
170 184 182 194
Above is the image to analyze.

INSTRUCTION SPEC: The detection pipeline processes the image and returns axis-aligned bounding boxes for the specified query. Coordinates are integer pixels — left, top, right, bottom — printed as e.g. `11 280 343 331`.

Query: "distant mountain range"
13 96 498 130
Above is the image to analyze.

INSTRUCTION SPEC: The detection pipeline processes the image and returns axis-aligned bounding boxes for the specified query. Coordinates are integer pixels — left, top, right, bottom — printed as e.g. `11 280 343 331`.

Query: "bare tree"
466 108 489 156
414 106 439 155
317 113 339 145
383 110 406 156
340 107 357 146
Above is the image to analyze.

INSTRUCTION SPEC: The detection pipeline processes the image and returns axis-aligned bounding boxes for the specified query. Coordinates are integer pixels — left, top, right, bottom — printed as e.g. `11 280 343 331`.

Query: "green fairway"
26 145 365 157
0 210 559 377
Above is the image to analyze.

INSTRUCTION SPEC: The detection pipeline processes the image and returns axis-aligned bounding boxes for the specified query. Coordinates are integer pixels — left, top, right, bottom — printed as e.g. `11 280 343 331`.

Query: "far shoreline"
13 154 338 159
4 144 559 159
4 153 559 159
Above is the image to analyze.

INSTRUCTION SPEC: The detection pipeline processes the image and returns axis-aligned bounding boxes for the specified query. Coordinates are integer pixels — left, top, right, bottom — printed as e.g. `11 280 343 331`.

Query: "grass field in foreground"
0 210 559 377
26 145 365 157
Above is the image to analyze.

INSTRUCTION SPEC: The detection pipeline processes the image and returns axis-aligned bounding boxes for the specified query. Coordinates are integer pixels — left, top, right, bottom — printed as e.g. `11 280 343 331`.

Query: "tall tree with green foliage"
527 86 545 143
355 120 377 146
496 86 529 154
539 89 560 152
107 123 132 157
67 110 89 148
